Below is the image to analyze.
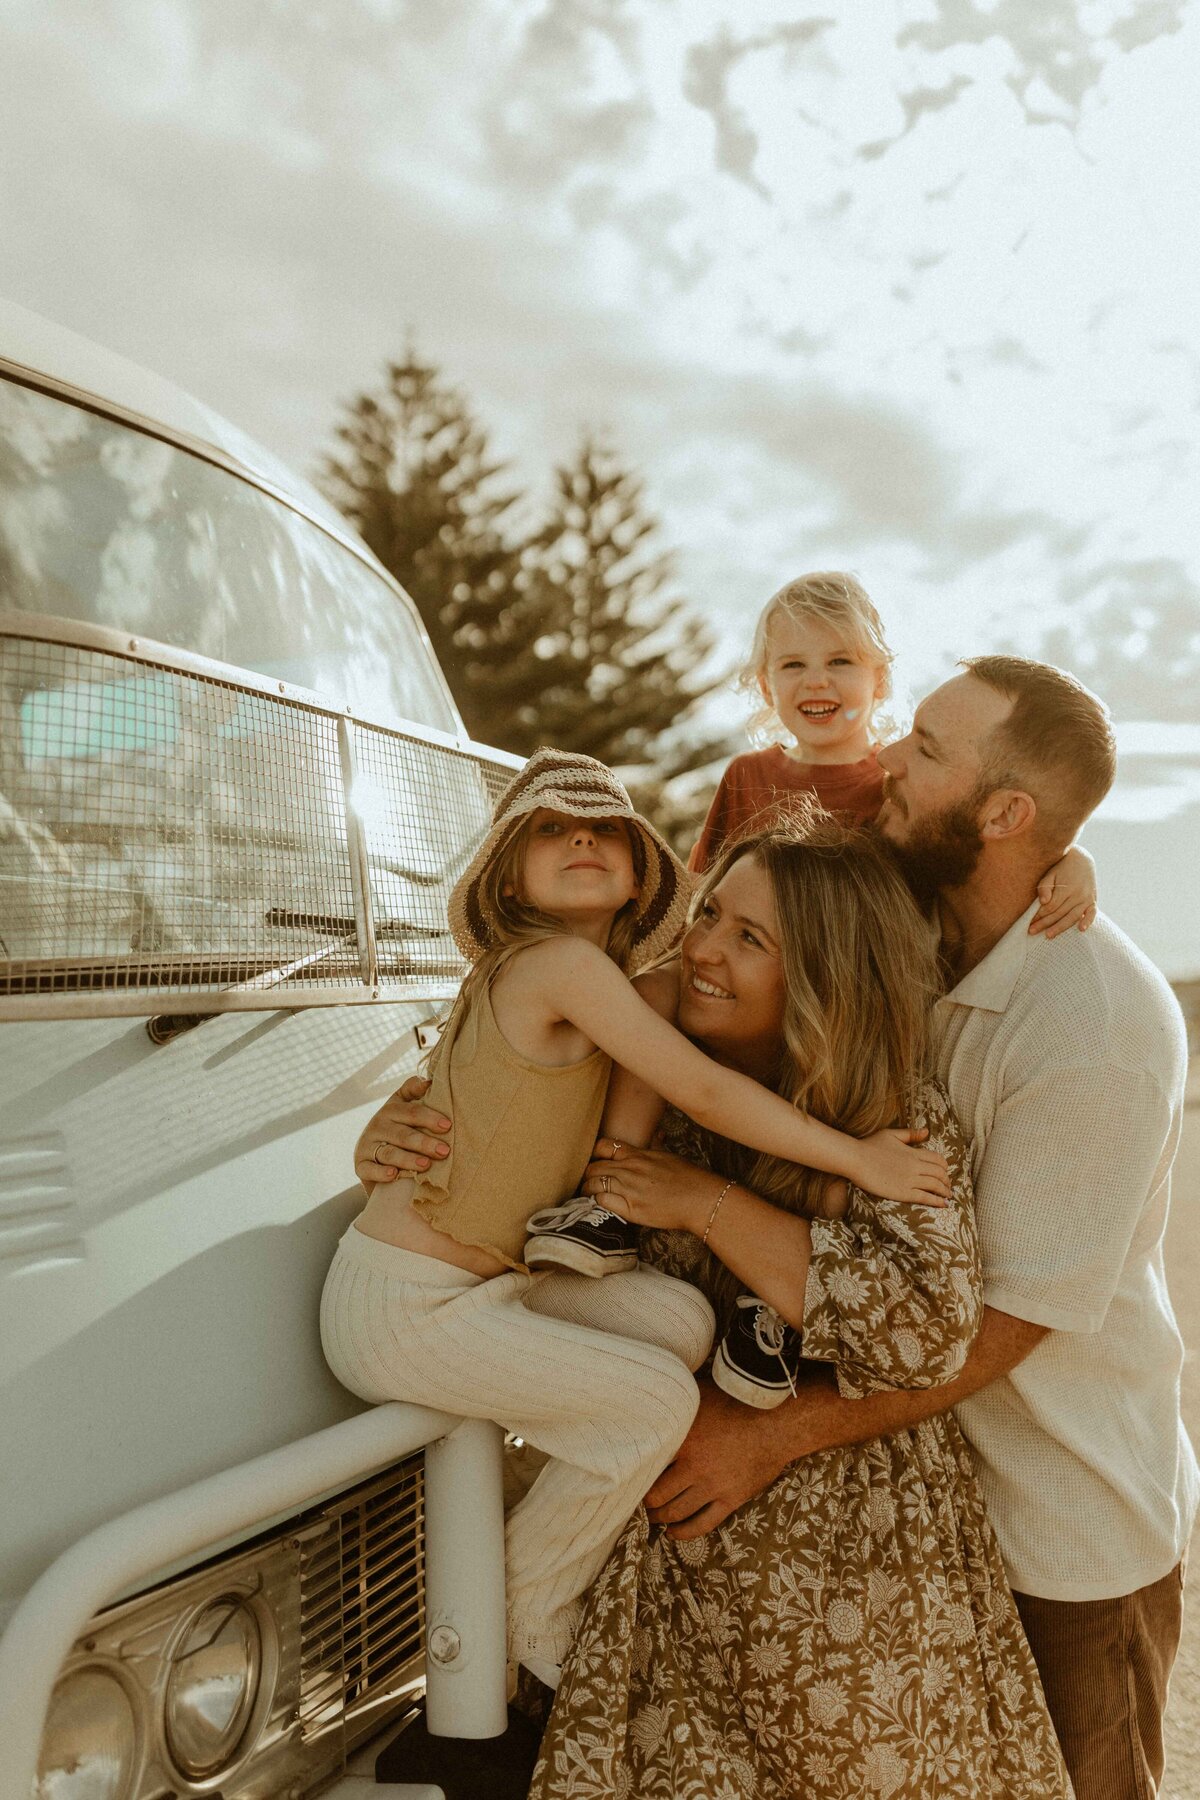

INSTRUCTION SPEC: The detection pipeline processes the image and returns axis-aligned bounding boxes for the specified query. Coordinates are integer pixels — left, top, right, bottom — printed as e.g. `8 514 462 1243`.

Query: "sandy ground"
1160 1063 1200 1798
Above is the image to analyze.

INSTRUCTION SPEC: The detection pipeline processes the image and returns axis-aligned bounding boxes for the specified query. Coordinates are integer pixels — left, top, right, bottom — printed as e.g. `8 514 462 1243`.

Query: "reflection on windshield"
0 378 458 736
0 634 492 994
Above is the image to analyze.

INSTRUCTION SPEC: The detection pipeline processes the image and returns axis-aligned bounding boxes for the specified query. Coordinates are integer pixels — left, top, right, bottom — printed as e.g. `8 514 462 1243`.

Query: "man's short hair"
960 655 1117 847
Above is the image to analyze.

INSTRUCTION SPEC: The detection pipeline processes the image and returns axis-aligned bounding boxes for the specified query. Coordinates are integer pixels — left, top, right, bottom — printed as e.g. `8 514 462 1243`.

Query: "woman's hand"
353 1076 451 1189
850 1127 951 1206
582 1140 722 1235
1029 844 1097 937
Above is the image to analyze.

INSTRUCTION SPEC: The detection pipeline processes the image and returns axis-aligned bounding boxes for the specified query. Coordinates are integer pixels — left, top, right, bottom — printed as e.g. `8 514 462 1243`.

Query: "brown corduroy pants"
1014 1561 1185 1800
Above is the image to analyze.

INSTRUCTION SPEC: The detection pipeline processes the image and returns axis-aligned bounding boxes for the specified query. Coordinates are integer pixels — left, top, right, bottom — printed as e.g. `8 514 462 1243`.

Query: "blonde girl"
320 748 949 1688
690 571 891 869
691 571 1096 938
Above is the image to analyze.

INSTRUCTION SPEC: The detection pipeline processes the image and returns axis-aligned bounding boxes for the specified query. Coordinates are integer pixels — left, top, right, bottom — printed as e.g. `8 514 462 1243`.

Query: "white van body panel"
0 306 518 1792
0 1003 423 1616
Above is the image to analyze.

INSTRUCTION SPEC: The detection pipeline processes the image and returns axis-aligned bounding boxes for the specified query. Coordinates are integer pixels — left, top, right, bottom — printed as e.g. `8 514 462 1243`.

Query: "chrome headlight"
36 1666 138 1800
36 1450 425 1798
163 1596 261 1778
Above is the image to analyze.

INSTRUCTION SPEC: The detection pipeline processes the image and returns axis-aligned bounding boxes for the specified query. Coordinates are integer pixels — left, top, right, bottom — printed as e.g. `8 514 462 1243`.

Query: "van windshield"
0 377 458 736
0 376 501 1004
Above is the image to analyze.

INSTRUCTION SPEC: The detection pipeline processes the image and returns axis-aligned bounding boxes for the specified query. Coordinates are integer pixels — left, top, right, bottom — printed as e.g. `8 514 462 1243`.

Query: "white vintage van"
0 299 523 1800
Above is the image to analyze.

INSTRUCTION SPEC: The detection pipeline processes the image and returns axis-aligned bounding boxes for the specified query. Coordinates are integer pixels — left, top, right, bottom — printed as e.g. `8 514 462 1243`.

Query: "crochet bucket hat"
449 747 692 969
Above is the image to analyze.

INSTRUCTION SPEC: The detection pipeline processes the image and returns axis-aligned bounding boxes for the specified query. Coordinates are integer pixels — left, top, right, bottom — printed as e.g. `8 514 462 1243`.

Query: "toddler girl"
691 570 890 869
321 748 949 1687
689 571 1095 938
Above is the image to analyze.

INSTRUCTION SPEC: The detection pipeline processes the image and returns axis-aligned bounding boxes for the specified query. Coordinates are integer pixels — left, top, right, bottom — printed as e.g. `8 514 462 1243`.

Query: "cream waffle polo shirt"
940 904 1196 1602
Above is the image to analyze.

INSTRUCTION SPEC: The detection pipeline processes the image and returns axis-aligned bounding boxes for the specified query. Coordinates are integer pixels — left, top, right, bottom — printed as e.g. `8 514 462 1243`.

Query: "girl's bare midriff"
354 1178 510 1279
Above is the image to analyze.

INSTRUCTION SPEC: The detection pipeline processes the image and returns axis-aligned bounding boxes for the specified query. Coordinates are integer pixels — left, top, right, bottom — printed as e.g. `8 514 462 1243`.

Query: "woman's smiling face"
677 852 787 1073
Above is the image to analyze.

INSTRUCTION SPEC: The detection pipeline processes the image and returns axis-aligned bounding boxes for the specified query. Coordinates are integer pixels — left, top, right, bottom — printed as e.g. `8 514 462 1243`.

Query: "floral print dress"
529 1082 1071 1800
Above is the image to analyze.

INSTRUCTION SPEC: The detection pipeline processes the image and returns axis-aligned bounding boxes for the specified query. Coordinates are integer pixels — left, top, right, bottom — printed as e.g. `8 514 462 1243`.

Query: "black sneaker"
524 1198 639 1277
712 1295 801 1409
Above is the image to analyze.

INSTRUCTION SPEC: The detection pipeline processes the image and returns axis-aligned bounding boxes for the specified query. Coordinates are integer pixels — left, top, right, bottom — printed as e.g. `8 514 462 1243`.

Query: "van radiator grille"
297 1454 426 1745
0 625 521 1014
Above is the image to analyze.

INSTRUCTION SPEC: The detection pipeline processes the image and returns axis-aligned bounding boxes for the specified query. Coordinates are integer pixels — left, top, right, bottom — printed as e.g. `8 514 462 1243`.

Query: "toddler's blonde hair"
741 571 895 746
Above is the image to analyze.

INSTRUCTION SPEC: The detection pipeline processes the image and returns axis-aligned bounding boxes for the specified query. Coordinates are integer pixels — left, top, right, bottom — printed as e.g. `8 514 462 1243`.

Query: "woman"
362 818 1069 1799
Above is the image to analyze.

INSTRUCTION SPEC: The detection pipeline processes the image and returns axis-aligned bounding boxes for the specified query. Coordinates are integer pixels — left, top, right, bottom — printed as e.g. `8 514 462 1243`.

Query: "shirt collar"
938 900 1040 1015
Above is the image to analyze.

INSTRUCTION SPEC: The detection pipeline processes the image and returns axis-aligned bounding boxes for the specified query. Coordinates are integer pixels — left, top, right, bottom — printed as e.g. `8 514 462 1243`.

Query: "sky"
1 0 1198 973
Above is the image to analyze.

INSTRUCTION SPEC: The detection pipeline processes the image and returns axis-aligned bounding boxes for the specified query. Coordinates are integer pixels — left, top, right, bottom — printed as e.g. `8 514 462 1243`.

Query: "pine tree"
317 366 731 832
509 436 722 772
317 351 529 746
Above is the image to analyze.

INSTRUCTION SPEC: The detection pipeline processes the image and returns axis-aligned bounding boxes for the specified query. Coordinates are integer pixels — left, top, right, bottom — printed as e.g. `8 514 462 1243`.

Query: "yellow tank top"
411 972 610 1271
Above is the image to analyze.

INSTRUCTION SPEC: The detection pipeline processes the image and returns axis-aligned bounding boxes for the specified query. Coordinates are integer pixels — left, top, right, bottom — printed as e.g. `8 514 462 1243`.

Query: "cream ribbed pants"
320 1226 715 1666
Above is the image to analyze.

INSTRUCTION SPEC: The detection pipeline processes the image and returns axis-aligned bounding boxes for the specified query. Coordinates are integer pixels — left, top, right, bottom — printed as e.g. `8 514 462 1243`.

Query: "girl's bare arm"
598 962 678 1149
525 936 950 1204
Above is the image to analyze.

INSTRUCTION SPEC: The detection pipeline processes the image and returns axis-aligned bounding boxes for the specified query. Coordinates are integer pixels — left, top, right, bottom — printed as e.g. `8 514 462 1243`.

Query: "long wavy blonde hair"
684 809 939 1314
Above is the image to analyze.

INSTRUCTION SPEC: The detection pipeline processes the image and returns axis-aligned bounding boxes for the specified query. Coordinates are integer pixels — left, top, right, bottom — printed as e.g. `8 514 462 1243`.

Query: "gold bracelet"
701 1179 736 1247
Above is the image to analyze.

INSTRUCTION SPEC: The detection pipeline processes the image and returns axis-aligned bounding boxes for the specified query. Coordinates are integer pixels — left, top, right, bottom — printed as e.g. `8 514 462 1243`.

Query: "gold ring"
600 1174 610 1193
610 1140 624 1156
373 1144 389 1165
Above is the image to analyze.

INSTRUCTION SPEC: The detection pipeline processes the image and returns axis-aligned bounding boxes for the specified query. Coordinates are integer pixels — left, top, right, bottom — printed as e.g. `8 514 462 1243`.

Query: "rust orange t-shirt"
688 746 884 873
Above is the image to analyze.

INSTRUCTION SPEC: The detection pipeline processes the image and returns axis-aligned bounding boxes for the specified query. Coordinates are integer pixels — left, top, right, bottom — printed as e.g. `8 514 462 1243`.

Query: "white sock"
520 1654 562 1691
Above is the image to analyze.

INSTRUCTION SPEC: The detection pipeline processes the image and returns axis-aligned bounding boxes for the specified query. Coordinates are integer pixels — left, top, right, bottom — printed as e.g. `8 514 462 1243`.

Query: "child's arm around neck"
496 934 949 1207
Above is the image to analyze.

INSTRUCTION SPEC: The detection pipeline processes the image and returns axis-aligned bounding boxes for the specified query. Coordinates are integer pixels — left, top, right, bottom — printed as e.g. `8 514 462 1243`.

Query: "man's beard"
879 793 987 910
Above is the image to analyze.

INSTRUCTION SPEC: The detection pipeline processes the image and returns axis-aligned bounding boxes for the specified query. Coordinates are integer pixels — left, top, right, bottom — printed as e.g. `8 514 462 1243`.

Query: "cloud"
775 324 834 355
471 1 652 188
1 0 1196 760
858 76 973 161
808 185 854 221
681 18 835 196
984 336 1046 373
521 0 641 66
896 0 1185 128
729 383 954 538
0 2 673 462
1109 0 1188 54
682 29 769 197
566 182 713 290
924 172 966 203
942 335 1048 382
1033 556 1200 720
483 92 653 191
608 366 1087 579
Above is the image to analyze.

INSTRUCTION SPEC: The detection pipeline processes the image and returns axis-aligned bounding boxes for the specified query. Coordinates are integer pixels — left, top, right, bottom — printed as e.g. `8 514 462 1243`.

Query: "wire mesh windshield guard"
0 618 521 1017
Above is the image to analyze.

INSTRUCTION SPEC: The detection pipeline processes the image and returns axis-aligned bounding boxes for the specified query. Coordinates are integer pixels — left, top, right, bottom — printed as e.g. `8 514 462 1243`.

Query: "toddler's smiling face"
760 614 883 765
